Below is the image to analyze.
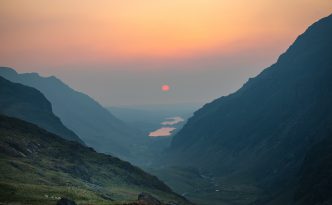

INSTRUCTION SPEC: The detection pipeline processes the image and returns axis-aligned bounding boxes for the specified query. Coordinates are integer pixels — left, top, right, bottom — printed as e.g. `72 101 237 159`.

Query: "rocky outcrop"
56 198 77 205
138 192 162 205
125 192 162 205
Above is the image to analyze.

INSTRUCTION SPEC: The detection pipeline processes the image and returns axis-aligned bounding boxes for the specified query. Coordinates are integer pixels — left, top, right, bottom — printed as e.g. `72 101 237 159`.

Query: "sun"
162 84 170 92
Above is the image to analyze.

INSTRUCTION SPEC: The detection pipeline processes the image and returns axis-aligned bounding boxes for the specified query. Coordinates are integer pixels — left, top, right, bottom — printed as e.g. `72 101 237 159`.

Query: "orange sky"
1 0 332 67
0 1 332 105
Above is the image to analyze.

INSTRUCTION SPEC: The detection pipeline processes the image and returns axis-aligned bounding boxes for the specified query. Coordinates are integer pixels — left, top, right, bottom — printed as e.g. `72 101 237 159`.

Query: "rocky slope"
160 14 332 204
0 114 191 205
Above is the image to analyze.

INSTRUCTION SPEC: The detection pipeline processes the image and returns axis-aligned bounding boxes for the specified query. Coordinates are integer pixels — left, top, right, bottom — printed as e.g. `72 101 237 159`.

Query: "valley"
152 14 332 205
0 6 331 205
149 167 262 205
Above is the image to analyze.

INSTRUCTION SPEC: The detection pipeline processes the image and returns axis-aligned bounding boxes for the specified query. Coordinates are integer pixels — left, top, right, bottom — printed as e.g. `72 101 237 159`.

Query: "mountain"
0 114 192 205
261 131 332 205
160 14 332 203
294 133 332 205
0 76 83 144
0 68 146 161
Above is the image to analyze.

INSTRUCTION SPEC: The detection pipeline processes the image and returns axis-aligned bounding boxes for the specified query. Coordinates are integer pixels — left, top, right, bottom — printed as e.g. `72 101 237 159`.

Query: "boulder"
138 192 162 205
56 198 77 205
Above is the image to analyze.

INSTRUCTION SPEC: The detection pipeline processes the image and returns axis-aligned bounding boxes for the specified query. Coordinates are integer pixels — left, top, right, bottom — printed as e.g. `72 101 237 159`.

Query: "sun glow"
0 0 331 65
162 85 170 92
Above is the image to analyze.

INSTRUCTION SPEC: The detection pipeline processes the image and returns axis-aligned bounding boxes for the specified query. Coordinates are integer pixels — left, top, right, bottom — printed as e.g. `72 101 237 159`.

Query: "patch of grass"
150 166 262 205
0 115 191 205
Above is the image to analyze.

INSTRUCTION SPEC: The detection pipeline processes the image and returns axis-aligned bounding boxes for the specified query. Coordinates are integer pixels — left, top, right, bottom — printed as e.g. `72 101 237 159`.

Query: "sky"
1 0 332 106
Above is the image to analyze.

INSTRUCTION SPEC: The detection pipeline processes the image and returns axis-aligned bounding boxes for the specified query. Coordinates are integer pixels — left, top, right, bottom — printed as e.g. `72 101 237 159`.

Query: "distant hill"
0 76 83 144
161 14 332 204
0 67 146 161
0 114 191 205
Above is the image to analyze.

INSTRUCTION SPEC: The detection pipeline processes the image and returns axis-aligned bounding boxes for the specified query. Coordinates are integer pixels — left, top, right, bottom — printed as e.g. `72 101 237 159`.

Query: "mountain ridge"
0 67 147 162
0 76 83 144
158 13 332 204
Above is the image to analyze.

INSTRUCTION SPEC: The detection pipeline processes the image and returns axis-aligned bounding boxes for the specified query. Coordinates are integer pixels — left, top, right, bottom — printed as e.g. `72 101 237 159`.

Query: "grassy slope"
150 167 261 205
0 115 191 205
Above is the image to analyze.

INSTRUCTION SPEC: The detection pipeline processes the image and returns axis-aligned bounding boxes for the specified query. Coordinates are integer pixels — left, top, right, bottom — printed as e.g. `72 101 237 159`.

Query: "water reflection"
149 127 176 137
161 116 184 125
149 116 184 137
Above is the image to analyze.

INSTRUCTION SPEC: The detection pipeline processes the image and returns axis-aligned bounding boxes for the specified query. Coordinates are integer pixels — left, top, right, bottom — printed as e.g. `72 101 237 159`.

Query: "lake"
149 116 184 137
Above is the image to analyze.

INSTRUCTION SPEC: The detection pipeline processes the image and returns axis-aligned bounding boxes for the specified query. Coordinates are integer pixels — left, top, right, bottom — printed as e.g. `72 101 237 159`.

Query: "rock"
138 192 162 205
56 198 77 205
166 202 178 205
100 193 114 201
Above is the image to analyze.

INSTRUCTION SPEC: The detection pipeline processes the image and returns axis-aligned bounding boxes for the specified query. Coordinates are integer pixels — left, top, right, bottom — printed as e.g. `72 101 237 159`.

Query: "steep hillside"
162 13 332 201
0 76 83 144
0 68 146 161
294 132 332 205
0 114 191 205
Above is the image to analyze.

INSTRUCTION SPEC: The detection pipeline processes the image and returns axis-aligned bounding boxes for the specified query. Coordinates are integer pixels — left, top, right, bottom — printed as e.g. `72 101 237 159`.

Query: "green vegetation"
0 115 191 205
150 167 261 205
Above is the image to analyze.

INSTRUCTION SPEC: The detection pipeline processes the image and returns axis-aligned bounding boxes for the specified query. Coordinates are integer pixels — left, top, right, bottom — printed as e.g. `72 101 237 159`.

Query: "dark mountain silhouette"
0 76 83 144
261 130 332 205
161 14 332 202
293 133 332 205
0 114 191 205
0 67 147 161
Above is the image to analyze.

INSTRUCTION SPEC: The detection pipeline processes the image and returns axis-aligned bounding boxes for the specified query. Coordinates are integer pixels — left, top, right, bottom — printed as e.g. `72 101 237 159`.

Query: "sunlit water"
161 116 184 125
149 116 184 137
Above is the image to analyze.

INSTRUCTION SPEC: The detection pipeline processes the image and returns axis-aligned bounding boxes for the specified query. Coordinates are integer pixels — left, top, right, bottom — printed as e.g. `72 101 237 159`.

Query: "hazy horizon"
1 2 332 204
1 1 331 106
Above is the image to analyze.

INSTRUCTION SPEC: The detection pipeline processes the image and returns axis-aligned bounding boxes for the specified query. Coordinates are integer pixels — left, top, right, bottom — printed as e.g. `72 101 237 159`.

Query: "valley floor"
149 167 262 205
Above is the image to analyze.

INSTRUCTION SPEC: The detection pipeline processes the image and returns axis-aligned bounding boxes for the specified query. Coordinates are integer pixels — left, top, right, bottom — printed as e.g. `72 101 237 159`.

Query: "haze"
1 0 331 106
